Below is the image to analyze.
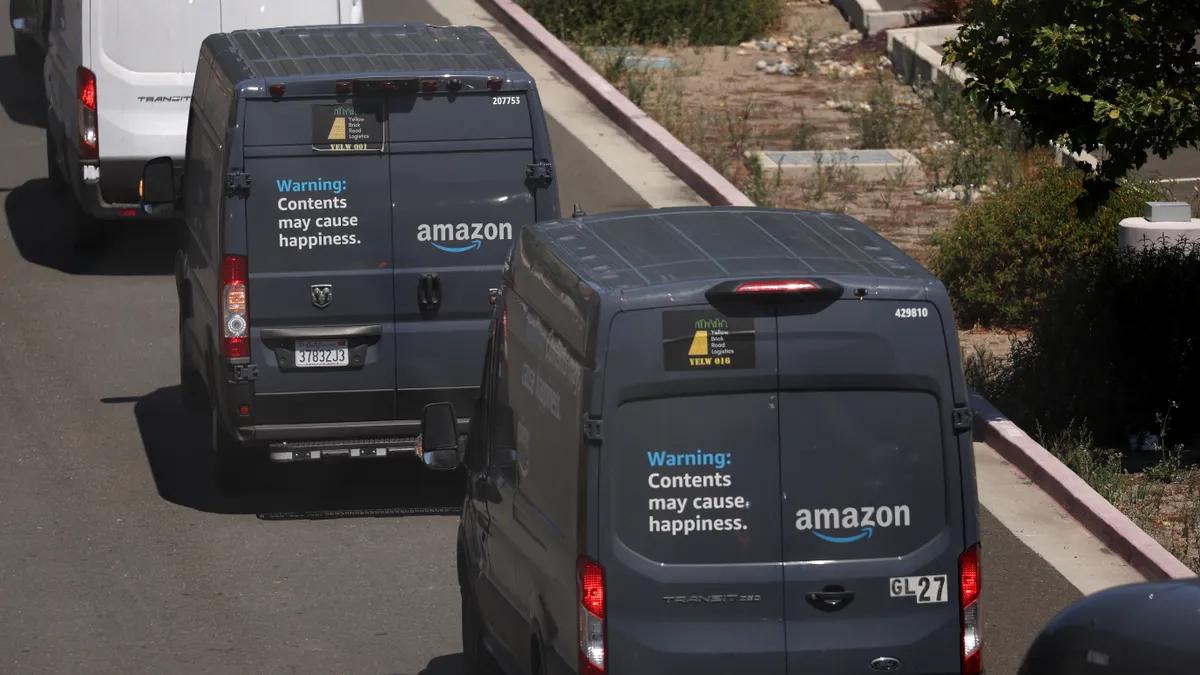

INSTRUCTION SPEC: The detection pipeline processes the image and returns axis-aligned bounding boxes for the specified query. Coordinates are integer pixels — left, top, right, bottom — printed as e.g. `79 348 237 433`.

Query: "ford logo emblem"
870 656 902 671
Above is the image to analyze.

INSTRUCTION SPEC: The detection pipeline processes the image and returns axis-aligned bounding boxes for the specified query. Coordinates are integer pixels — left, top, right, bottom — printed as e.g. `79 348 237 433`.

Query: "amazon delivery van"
138 23 560 491
43 0 365 249
418 206 984 675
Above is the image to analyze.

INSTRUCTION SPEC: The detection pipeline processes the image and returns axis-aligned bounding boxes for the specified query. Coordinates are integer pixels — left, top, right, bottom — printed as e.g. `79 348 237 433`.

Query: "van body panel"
600 306 787 675
219 0 340 31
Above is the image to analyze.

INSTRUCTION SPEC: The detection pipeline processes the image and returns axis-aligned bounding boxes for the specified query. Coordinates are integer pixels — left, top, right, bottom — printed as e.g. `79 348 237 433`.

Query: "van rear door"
94 0 221 161
387 86 537 421
599 304 787 675
242 95 399 426
776 297 966 674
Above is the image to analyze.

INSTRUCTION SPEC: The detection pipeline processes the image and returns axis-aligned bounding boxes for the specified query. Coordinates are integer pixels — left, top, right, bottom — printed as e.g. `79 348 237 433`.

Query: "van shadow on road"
0 54 48 128
386 653 465 675
5 178 177 275
104 386 465 518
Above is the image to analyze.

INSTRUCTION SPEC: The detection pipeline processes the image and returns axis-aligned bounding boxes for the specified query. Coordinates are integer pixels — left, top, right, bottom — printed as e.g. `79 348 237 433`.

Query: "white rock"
756 60 768 70
737 49 748 56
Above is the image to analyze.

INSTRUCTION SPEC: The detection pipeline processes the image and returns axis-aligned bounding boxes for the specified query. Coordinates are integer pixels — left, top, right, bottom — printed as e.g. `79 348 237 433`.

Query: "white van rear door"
94 0 222 159
220 0 340 30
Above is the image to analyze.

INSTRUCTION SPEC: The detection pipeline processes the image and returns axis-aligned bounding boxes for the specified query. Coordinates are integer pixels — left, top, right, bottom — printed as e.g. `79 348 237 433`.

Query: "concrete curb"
475 0 754 207
971 389 1196 581
481 0 1195 582
832 0 925 36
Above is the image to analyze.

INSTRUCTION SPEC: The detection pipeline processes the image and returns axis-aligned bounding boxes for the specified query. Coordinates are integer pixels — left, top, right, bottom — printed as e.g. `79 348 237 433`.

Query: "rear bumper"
72 157 183 220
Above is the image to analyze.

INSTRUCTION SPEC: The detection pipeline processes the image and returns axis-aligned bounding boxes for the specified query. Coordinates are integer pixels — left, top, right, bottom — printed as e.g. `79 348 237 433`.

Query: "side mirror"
140 156 177 214
418 402 460 471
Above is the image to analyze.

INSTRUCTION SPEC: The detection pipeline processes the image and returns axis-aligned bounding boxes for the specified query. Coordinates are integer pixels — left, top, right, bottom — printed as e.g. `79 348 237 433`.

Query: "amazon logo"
794 504 911 544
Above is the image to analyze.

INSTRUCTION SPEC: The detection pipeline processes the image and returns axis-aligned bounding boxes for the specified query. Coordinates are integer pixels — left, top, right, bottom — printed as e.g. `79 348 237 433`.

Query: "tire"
211 408 250 494
179 314 208 409
461 587 504 675
45 127 68 196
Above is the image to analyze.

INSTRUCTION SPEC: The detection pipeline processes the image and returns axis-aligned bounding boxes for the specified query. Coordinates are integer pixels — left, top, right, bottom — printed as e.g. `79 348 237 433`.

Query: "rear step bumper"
239 419 470 462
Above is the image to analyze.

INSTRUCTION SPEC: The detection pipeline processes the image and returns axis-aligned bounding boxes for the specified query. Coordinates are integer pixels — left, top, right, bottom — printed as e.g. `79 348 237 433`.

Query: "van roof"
206 23 526 85
522 207 936 295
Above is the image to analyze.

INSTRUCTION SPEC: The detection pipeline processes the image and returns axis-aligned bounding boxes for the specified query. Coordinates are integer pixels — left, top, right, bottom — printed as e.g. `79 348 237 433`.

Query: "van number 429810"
492 96 521 105
895 307 929 318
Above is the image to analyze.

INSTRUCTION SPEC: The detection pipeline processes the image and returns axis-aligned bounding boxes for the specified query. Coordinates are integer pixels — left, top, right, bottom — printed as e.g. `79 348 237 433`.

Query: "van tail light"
706 277 843 303
735 280 820 293
77 67 98 160
960 543 982 675
578 557 606 675
220 255 249 358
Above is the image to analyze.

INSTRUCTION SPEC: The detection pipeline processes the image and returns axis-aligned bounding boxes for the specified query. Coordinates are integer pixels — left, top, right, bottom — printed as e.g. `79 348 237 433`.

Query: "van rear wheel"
461 588 503 675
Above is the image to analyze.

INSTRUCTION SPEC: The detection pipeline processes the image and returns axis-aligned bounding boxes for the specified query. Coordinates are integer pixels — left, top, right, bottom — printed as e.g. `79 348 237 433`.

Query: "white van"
42 0 365 249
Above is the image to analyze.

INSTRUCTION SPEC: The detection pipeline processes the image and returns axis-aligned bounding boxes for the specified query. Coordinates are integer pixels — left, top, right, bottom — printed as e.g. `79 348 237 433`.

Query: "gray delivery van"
417 207 983 675
138 23 560 489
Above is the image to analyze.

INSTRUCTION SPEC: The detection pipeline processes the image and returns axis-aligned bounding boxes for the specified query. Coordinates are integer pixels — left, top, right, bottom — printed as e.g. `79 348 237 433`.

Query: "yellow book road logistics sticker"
662 310 756 370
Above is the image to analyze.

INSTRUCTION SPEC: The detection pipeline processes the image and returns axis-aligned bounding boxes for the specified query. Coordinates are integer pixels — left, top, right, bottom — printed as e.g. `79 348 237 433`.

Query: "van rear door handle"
418 273 441 312
806 587 855 610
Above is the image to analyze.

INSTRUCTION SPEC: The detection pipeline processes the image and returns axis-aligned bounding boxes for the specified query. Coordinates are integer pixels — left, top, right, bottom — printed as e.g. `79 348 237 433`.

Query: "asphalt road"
0 1 1084 673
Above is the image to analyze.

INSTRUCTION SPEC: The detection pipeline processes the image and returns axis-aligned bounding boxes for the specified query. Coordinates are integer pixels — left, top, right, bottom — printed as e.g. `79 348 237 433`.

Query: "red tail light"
220 255 249 358
578 557 606 674
487 76 503 90
420 78 438 93
77 67 98 159
735 280 820 294
959 543 982 675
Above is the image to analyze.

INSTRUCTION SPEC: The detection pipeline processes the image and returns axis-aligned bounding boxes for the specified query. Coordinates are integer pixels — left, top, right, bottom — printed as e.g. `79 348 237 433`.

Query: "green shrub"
971 238 1200 447
931 151 1167 328
519 0 784 45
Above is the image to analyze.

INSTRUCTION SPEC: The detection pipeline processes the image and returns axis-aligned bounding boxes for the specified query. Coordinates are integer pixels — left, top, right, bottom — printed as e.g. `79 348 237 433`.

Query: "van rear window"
243 92 532 147
608 393 785 566
779 390 949 562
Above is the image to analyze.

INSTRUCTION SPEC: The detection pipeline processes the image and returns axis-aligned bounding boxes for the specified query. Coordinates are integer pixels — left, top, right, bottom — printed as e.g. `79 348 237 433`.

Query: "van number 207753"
895 307 929 319
492 96 521 105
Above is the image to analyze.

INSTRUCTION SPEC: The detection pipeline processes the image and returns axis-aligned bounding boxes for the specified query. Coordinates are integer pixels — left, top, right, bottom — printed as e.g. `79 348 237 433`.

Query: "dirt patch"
575 2 999 266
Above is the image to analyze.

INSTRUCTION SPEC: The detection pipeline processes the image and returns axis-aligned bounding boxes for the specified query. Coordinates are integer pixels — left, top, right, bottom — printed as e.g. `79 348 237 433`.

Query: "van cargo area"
495 207 981 675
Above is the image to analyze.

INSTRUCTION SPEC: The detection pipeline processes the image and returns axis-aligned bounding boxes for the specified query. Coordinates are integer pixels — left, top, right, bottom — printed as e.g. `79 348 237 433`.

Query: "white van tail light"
577 557 606 675
221 255 249 358
77 67 98 159
960 543 982 675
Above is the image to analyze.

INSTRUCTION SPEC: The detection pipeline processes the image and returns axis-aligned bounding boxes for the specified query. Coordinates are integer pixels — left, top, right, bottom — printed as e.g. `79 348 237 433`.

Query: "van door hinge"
952 405 973 433
526 162 553 188
232 364 259 382
226 170 252 195
582 416 603 442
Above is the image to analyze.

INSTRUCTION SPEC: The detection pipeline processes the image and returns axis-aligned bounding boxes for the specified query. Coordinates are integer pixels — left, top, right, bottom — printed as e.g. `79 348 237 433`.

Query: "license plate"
889 575 949 603
294 339 349 368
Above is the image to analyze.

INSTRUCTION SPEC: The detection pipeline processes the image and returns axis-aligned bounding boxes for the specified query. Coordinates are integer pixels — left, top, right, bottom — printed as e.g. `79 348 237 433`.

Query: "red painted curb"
475 0 1195 583
476 0 755 207
971 390 1195 581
